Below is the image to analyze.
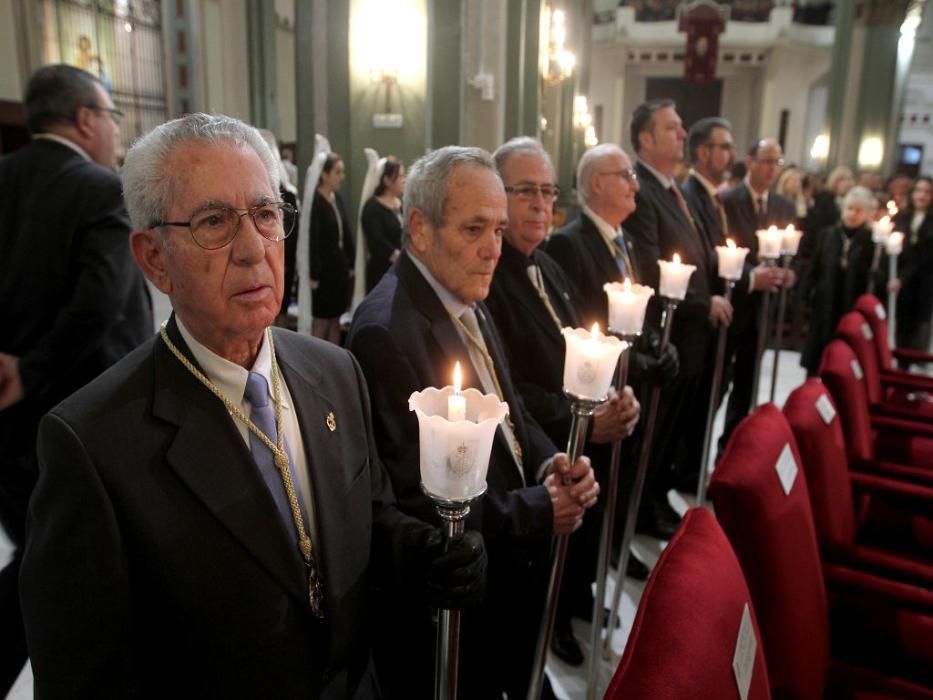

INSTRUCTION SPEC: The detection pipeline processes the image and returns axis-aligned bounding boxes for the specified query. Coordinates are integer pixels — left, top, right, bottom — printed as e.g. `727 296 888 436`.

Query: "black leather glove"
420 528 487 610
631 330 680 387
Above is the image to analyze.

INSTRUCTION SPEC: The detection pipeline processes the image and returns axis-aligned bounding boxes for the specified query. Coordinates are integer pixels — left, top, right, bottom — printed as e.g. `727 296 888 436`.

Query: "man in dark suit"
19 114 485 698
623 100 732 533
348 145 599 699
0 64 153 694
681 117 735 249
547 143 680 544
485 137 641 666
720 138 796 446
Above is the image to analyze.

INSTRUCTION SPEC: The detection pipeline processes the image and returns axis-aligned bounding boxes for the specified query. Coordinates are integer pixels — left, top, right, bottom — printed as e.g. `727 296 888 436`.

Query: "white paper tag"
861 323 873 340
733 603 757 700
850 359 864 380
775 443 798 496
875 304 886 320
815 394 836 424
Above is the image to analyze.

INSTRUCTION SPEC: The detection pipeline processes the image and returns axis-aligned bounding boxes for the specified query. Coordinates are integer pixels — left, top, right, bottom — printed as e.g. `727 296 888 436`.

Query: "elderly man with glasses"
484 138 642 667
19 113 486 698
0 63 150 695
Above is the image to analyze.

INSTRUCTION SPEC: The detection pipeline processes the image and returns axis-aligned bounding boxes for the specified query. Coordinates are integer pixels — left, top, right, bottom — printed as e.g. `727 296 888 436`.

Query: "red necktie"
670 185 698 234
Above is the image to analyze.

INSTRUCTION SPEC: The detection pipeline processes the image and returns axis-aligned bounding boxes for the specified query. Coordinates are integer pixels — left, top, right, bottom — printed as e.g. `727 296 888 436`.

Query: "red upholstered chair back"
605 508 771 700
854 294 893 370
819 339 875 463
709 403 830 700
783 379 858 556
836 311 882 404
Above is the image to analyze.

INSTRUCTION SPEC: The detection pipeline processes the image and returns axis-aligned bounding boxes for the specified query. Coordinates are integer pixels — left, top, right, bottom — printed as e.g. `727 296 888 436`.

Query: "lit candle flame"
785 225 796 234
726 238 736 249
453 361 462 395
590 323 600 340
672 253 681 265
768 225 778 235
887 200 897 216
880 215 890 225
622 278 632 292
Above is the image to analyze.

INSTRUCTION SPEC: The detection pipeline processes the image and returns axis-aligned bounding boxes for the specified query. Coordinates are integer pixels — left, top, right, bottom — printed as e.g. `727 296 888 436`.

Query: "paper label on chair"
775 443 798 496
850 359 864 380
861 323 874 340
733 603 757 700
815 394 836 424
875 304 886 320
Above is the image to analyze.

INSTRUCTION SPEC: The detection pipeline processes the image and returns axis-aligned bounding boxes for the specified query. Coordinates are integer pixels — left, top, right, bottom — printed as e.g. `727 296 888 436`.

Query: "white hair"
843 185 877 212
121 113 280 230
576 143 627 205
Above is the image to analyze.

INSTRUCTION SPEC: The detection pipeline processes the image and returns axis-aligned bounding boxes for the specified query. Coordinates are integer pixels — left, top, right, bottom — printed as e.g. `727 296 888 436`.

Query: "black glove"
631 330 680 387
420 528 487 610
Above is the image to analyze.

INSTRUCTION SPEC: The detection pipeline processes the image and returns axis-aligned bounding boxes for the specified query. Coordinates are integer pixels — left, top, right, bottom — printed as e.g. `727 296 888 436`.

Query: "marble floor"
1 340 812 699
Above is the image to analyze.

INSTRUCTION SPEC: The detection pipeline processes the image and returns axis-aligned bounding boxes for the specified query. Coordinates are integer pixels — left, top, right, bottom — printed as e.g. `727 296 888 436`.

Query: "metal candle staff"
409 372 508 700
527 326 625 700
869 215 895 293
584 280 653 699
886 231 904 347
768 226 802 404
750 227 782 409
603 255 695 662
697 239 749 506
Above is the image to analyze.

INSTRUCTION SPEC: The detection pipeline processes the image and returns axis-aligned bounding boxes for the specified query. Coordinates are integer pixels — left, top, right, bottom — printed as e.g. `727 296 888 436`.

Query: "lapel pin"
326 411 337 432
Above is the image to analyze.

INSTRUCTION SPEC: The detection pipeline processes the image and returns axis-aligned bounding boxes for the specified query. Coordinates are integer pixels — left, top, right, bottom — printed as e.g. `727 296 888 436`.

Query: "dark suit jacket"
485 240 580 449
347 251 555 697
721 183 796 335
681 173 727 253
0 139 152 483
0 138 152 411
624 161 716 377
21 319 427 698
546 211 637 328
892 210 933 327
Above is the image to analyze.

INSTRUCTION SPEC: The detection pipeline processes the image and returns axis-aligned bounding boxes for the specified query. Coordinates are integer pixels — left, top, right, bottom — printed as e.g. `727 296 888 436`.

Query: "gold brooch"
326 411 336 432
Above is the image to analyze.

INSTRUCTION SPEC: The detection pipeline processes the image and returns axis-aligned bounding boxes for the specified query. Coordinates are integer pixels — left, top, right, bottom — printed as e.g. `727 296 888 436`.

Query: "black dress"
360 197 402 292
891 210 933 351
799 223 877 374
309 190 354 318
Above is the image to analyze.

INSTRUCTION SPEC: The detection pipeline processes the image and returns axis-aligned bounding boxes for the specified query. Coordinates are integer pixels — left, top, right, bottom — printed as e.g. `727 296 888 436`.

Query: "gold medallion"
326 411 336 432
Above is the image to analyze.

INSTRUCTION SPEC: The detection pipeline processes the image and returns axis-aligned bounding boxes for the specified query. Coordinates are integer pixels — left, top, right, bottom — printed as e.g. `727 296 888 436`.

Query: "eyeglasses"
153 201 298 250
598 169 638 183
755 157 785 167
88 105 125 125
504 184 561 202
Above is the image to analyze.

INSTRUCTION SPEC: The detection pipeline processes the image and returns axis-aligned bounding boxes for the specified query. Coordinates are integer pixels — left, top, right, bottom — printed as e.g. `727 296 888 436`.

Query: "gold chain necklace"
449 311 524 467
159 323 324 618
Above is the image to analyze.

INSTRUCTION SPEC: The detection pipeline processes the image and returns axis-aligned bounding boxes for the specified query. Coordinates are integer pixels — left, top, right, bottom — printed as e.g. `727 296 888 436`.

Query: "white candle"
872 216 894 245
604 278 654 335
780 225 803 257
657 253 696 300
561 323 627 400
755 226 783 260
715 238 750 281
447 362 466 421
886 200 898 218
885 231 904 256
409 385 509 500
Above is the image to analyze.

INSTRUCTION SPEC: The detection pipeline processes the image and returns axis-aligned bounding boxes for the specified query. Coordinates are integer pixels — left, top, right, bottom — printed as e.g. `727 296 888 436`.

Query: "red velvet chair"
604 508 772 700
783 379 933 585
819 339 933 484
709 404 933 698
835 311 933 422
853 294 933 378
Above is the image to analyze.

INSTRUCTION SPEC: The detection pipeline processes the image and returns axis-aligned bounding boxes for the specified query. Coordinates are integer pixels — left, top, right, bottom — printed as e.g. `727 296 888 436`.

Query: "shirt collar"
638 158 675 190
582 204 621 250
689 169 721 199
33 133 92 162
744 175 769 204
408 252 471 318
175 316 290 411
